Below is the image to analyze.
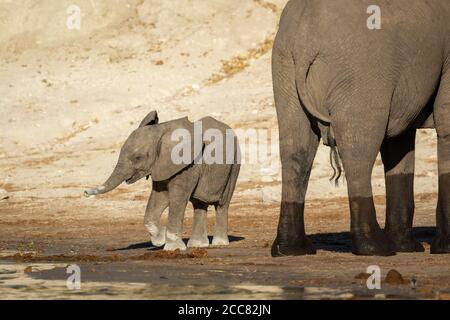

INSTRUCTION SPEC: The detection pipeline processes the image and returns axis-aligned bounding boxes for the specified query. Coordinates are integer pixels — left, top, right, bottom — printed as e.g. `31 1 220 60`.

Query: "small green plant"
16 241 34 252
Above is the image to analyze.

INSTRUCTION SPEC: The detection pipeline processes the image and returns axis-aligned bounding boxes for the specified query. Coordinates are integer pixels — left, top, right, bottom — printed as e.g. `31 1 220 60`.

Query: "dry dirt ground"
0 0 449 299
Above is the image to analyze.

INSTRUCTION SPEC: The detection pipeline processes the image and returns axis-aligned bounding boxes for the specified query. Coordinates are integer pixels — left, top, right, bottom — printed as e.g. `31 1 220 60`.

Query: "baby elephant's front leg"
164 189 189 251
144 186 168 247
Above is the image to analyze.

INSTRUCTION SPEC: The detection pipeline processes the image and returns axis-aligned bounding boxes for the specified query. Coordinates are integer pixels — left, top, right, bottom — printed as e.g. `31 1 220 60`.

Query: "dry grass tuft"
253 0 279 13
206 37 274 85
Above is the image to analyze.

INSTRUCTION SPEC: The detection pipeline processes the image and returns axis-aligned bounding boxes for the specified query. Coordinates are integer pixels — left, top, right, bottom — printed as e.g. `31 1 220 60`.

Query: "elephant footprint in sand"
85 111 240 251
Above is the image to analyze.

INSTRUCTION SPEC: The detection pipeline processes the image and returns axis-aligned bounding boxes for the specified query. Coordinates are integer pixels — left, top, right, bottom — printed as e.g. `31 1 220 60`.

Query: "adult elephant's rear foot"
430 172 450 254
271 202 317 257
352 231 396 256
431 173 450 254
387 235 424 253
431 235 450 254
385 230 425 252
350 198 396 256
271 236 316 257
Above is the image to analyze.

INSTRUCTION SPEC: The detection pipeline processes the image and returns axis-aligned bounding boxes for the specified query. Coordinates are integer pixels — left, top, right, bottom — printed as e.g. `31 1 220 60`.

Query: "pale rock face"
0 0 439 208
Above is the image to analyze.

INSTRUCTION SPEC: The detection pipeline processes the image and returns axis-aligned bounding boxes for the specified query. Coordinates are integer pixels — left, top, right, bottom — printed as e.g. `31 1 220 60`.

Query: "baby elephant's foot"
164 231 187 251
431 234 450 254
150 226 166 247
164 239 186 251
187 237 210 248
211 235 229 246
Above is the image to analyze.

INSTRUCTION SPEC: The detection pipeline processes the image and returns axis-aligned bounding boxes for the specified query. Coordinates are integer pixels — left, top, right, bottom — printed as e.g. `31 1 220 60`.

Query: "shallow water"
0 261 437 300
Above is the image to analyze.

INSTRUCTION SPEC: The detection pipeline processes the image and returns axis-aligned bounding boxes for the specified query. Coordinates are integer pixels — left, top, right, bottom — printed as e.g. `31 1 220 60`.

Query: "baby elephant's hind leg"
212 203 229 246
187 200 209 248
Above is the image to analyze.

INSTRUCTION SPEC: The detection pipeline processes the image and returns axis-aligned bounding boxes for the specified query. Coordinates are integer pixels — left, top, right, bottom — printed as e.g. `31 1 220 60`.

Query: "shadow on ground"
113 235 245 251
310 227 436 253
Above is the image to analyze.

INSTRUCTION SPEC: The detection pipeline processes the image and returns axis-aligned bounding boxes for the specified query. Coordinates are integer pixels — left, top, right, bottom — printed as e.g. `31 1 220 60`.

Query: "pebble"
0 189 9 200
385 269 407 285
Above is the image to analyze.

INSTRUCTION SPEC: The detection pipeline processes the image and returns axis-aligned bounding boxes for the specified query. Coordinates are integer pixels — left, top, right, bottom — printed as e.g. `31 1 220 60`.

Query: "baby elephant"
85 111 240 251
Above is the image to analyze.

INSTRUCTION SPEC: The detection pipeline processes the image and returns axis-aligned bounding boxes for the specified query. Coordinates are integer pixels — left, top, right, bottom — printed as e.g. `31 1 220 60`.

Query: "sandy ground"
0 0 449 299
0 194 449 299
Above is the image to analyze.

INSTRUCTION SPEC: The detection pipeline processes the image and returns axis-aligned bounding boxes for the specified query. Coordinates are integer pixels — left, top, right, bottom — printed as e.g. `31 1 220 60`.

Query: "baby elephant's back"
192 117 239 204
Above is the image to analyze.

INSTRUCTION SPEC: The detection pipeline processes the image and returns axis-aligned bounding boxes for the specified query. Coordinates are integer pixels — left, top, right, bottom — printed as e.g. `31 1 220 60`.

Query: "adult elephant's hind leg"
271 49 320 257
334 102 396 256
381 130 424 252
431 72 450 254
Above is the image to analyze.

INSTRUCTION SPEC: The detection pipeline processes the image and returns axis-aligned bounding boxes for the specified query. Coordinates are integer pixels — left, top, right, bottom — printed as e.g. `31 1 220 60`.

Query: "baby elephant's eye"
134 155 144 161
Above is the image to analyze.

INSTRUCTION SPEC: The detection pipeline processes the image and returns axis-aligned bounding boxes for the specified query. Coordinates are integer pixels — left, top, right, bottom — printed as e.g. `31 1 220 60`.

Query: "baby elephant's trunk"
84 178 122 197
84 163 130 197
84 186 107 197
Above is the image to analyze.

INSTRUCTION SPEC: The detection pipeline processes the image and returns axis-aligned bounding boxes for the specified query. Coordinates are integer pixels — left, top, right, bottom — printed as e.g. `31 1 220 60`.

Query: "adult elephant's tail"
324 126 343 186
330 146 343 186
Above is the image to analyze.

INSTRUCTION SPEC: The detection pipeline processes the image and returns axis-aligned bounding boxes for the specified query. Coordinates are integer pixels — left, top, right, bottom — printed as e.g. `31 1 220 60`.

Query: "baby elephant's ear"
139 111 159 128
151 123 199 182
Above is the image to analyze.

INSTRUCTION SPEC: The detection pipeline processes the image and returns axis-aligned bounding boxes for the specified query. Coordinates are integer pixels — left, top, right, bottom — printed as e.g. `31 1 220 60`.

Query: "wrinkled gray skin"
272 0 450 256
85 111 240 251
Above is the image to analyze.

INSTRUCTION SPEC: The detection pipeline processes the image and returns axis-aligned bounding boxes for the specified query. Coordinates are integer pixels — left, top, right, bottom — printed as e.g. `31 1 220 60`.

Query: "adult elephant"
271 0 450 256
